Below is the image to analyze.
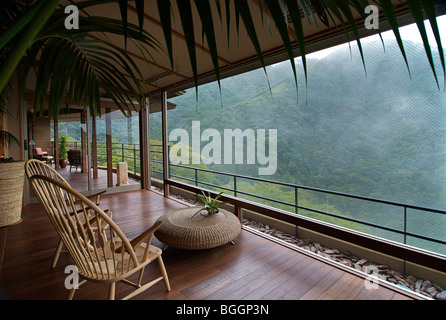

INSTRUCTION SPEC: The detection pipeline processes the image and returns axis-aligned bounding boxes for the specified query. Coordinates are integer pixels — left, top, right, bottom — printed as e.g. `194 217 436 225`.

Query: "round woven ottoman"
154 208 241 250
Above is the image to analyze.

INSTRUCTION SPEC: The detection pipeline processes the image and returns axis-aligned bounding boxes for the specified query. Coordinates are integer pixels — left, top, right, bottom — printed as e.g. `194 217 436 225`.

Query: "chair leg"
136 269 145 287
67 287 76 300
109 282 116 300
157 256 171 291
52 239 64 268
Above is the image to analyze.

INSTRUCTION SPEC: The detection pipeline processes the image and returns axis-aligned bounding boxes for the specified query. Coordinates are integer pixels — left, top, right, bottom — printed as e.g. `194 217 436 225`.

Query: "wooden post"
92 115 98 179
139 97 150 189
161 91 169 197
54 116 59 169
80 111 87 173
106 108 113 188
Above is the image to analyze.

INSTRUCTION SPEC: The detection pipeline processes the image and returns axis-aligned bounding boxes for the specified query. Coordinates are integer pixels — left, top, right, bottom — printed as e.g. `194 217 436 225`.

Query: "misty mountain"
162 39 446 211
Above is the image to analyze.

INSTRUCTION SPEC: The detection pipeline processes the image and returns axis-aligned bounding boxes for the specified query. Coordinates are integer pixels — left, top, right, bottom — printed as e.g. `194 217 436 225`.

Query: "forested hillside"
148 38 446 254
158 39 446 211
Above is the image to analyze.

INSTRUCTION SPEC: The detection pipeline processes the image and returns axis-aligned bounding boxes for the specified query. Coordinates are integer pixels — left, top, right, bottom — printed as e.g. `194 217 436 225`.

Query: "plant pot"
59 158 68 168
0 161 24 227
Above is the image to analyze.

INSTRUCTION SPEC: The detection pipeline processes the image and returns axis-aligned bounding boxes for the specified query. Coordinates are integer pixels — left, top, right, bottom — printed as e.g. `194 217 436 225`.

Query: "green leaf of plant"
157 0 174 69
118 0 128 47
0 0 60 94
264 0 299 94
376 0 411 78
176 0 198 96
406 0 439 89
420 0 445 89
135 0 145 32
234 0 271 92
334 0 367 76
194 0 221 91
285 0 308 85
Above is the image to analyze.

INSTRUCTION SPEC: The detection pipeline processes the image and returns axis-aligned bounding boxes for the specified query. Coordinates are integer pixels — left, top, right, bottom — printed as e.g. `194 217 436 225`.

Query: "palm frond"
21 10 164 117
159 0 444 95
0 0 60 94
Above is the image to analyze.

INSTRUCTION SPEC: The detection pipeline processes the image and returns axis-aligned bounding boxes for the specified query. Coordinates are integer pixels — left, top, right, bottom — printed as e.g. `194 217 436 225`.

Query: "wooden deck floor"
55 166 140 192
0 189 419 301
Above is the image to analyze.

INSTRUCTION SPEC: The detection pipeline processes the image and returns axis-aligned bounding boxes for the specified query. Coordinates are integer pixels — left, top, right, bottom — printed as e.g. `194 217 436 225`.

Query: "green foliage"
192 191 228 218
59 134 68 159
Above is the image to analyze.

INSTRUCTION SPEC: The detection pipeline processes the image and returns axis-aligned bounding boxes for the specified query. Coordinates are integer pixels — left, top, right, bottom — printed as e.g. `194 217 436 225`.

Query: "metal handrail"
165 161 446 250
59 141 446 251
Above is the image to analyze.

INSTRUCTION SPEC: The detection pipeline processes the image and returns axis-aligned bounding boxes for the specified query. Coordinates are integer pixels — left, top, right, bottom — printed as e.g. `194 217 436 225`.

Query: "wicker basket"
0 161 24 227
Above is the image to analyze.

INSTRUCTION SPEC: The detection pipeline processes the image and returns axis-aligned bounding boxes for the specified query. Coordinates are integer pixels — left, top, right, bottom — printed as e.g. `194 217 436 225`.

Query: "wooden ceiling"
79 0 416 99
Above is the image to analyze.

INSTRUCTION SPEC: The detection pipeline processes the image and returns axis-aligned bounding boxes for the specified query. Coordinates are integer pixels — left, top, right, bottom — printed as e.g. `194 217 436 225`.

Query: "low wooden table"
155 208 241 250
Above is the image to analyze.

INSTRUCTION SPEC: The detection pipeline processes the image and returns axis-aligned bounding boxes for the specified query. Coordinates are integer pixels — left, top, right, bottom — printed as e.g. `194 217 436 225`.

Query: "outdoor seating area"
1 0 446 305
32 148 53 166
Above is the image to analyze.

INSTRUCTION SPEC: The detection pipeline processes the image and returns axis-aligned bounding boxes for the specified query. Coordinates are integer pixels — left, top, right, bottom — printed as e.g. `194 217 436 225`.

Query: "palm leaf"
117 0 129 47
0 0 60 94
335 0 367 75
135 0 145 32
194 0 222 91
0 130 20 148
234 0 271 90
421 0 445 90
375 0 411 77
264 0 299 93
22 11 163 117
175 0 200 97
157 0 173 69
285 0 308 85
407 0 439 89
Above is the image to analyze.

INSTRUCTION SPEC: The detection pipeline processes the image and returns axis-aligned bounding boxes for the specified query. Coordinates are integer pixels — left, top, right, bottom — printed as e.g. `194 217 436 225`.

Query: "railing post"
295 186 298 214
404 206 408 274
195 168 198 186
295 186 299 237
133 143 137 174
234 176 237 197
403 207 407 245
121 143 125 162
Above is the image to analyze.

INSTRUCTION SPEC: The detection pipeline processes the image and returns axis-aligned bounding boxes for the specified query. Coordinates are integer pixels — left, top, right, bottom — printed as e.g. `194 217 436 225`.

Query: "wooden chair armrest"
115 221 163 253
85 189 107 204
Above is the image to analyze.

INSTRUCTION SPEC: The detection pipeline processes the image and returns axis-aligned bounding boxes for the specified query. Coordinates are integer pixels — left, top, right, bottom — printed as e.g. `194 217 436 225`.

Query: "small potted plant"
192 191 228 218
59 134 68 168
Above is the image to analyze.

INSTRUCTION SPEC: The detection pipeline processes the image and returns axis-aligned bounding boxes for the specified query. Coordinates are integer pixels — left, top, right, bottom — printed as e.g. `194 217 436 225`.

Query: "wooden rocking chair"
25 159 108 267
28 175 170 300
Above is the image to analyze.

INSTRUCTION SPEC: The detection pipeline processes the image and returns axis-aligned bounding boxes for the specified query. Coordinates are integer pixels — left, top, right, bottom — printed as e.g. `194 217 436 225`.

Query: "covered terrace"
0 0 445 303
